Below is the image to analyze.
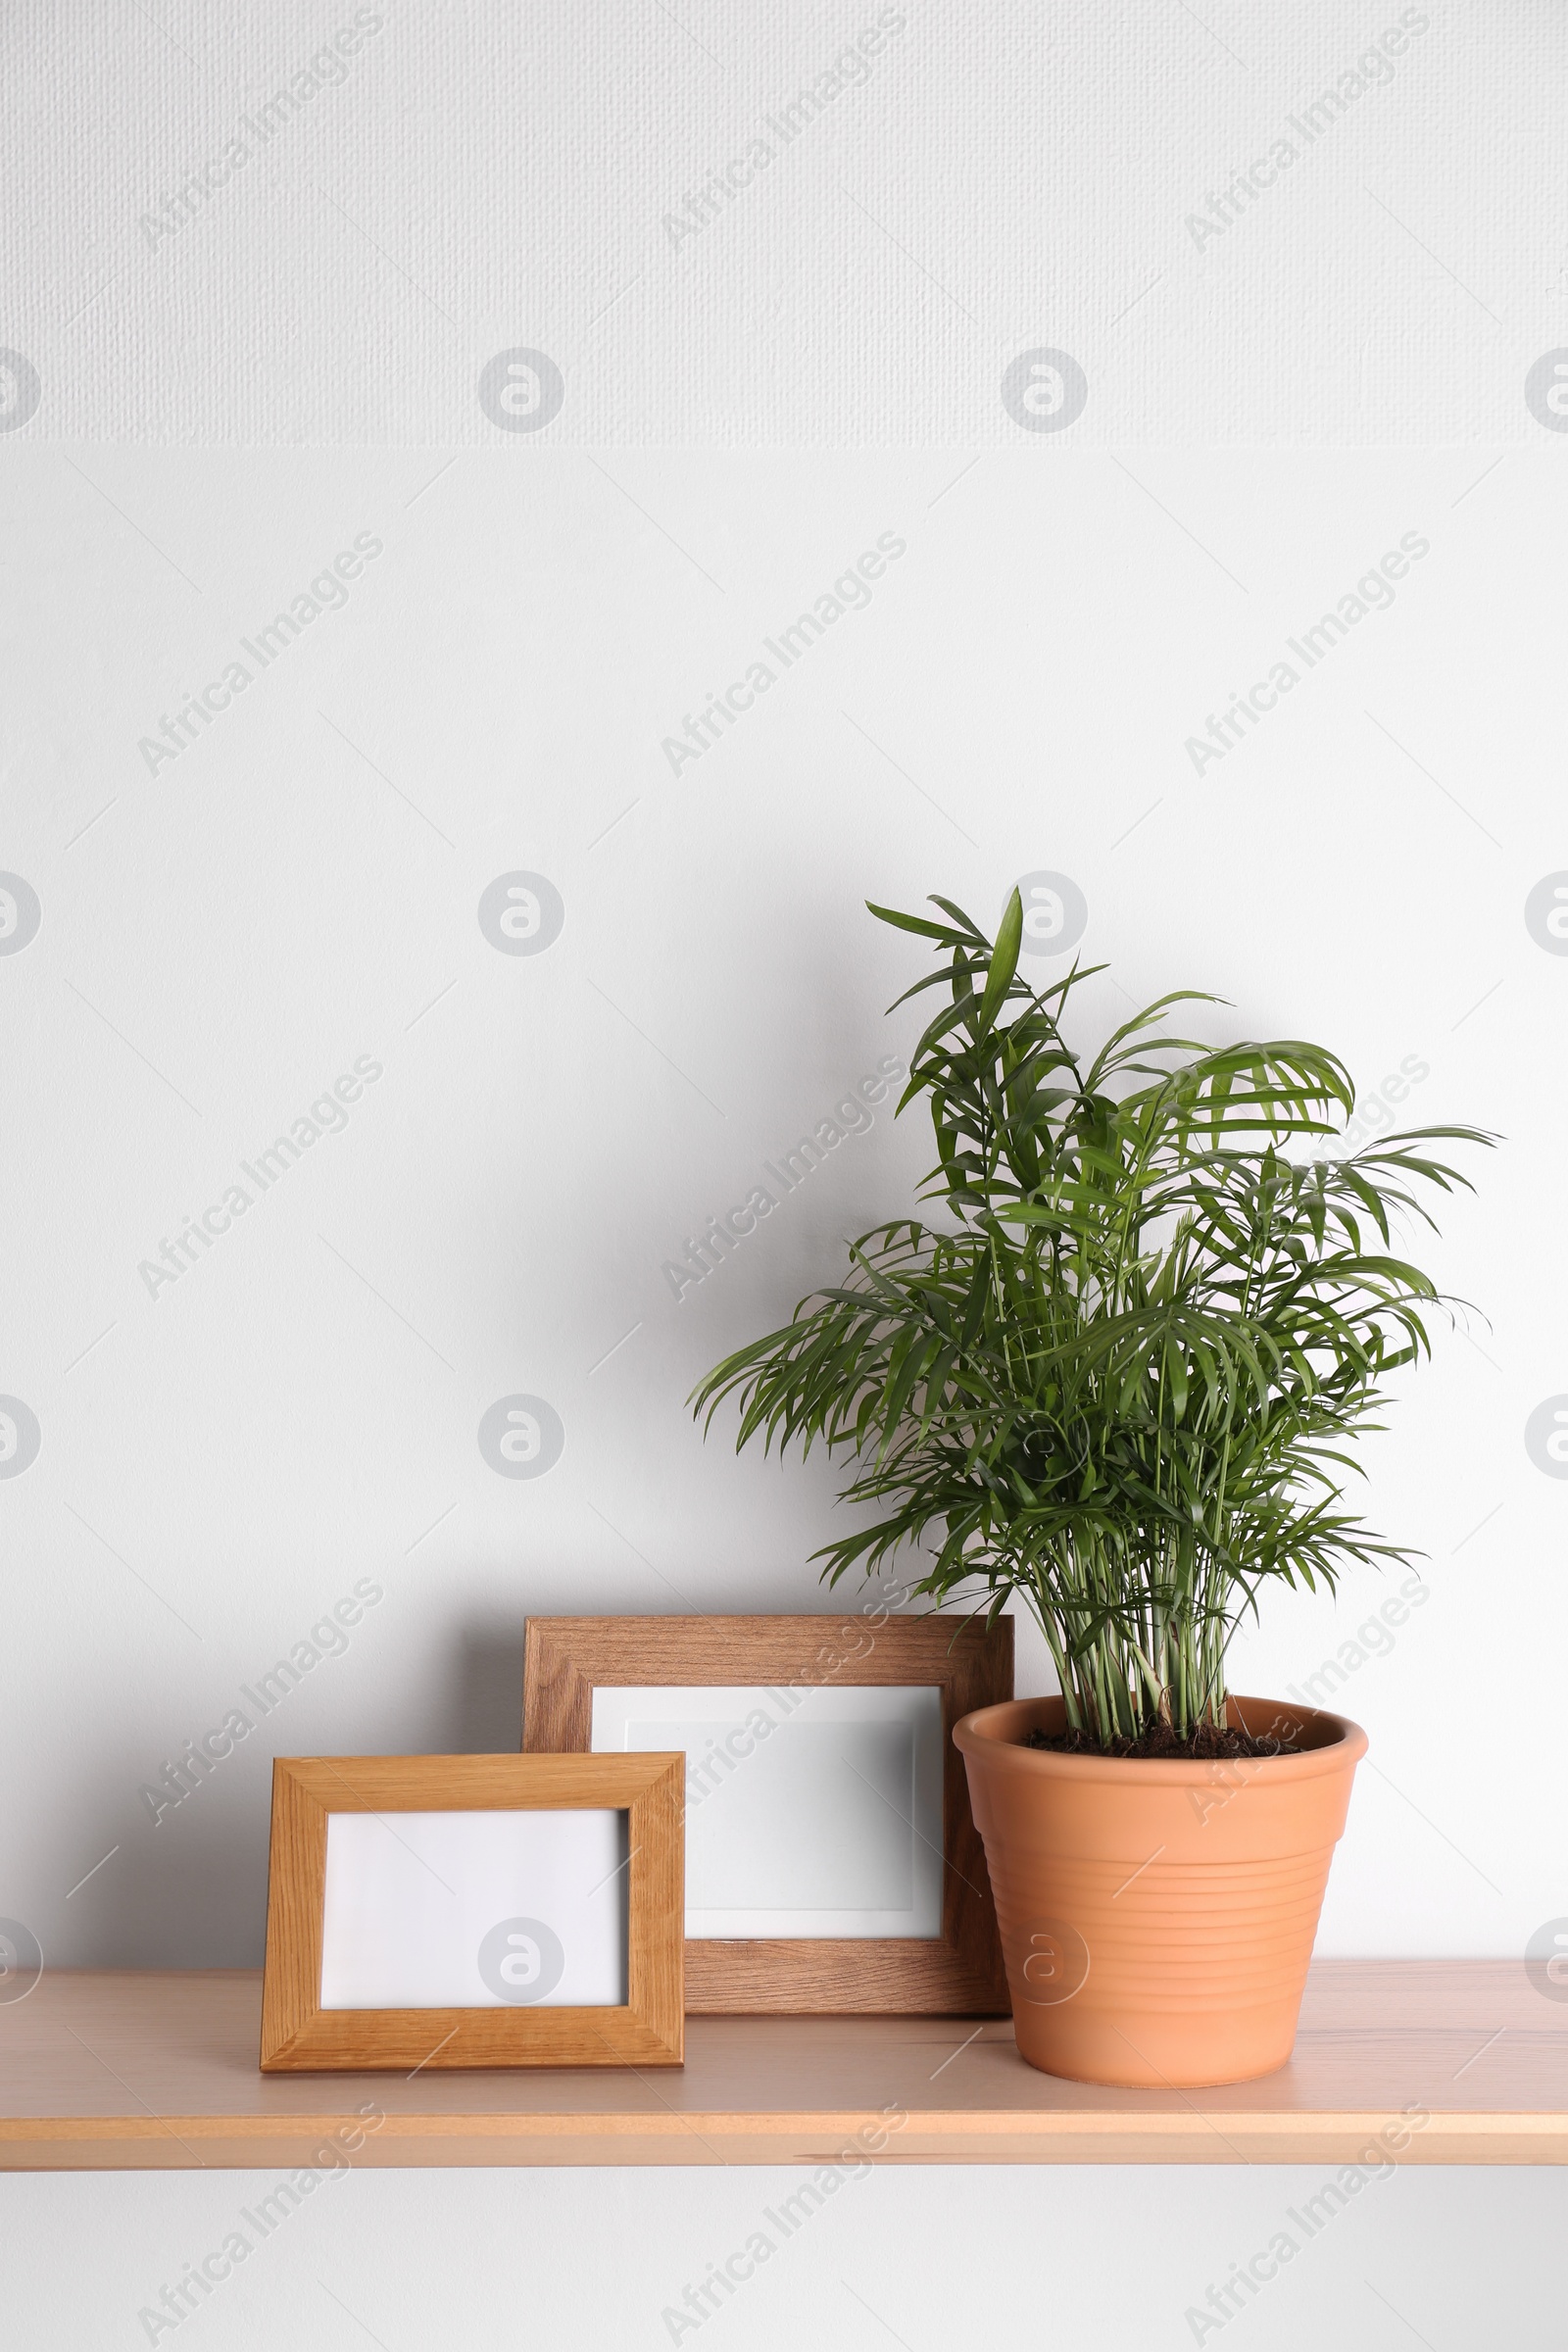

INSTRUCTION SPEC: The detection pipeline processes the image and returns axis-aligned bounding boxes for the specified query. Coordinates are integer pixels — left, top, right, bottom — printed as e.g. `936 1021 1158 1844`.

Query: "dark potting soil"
1022 1720 1303 1761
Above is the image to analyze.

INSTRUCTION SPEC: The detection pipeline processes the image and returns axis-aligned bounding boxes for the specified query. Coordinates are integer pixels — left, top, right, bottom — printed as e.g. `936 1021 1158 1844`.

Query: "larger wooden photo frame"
522 1614 1012 2015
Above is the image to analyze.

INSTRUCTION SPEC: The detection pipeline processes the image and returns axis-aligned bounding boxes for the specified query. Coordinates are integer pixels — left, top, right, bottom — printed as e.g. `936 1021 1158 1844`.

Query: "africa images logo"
477 1917 565 2002
0 873 41 954
1525 1919 1568 2002
477 872 564 956
0 1920 43 2003
478 1396 564 1479
1015 870 1088 956
1524 873 1568 954
1524 1396 1568 1480
0 1398 42 1480
1001 350 1088 433
0 352 41 433
477 350 564 433
1525 352 1568 432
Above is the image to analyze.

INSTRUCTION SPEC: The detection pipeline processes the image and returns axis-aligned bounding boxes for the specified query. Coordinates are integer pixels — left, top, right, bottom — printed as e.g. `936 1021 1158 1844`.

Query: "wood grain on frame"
521 1615 1012 2016
259 1752 684 2071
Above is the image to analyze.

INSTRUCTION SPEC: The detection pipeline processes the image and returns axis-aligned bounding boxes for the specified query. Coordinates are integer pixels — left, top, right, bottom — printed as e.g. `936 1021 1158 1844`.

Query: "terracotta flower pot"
953 1694 1367 2087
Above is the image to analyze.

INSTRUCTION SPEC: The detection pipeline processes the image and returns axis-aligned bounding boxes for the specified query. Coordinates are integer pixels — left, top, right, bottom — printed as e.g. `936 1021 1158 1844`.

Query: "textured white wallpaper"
4 0 1565 444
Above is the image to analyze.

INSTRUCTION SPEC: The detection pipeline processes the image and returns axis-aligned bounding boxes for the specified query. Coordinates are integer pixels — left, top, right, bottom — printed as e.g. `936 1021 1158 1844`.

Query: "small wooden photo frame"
522 1614 1012 2015
259 1753 684 2071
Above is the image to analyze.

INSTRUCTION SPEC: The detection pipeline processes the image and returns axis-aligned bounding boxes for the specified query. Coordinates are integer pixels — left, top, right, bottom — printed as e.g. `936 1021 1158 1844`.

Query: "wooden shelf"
1 1963 1563 2170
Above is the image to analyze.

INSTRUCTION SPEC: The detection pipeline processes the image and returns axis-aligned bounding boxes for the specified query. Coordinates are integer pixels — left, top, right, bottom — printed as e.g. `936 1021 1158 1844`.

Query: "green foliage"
692 891 1493 1744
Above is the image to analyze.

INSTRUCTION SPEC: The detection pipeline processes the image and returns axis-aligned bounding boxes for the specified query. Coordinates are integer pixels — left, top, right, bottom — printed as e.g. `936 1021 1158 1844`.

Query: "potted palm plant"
693 888 1489 2086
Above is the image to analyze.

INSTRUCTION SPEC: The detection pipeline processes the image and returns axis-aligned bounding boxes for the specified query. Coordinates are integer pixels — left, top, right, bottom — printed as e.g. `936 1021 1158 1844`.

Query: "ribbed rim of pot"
953 1694 1368 1782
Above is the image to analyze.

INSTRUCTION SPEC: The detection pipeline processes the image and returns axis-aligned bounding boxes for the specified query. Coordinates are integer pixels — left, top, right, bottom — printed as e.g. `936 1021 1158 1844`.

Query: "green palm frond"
692 888 1494 1744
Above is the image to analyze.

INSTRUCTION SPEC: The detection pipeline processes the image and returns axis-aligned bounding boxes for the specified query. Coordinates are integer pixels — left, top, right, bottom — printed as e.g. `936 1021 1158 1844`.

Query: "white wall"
4 1 1566 2344
5 2163 1566 2349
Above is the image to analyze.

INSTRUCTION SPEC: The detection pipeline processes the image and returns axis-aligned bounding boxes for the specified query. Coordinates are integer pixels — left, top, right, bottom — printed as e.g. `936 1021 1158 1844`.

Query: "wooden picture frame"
259 1753 684 2071
522 1615 1012 2015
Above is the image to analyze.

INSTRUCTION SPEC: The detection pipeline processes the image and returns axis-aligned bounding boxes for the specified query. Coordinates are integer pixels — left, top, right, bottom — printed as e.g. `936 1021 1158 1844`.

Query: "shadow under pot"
953 1694 1367 2088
